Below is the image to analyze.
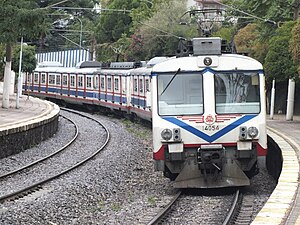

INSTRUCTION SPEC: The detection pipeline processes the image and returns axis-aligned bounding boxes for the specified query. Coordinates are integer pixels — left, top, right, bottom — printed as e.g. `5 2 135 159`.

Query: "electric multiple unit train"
23 37 267 188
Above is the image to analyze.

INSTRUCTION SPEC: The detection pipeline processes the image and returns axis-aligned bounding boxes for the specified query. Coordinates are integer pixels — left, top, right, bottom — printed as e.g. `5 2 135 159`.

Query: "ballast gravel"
0 112 276 225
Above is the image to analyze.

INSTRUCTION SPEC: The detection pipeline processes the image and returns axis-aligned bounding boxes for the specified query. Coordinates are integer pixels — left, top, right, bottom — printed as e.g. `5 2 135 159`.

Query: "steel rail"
222 189 240 225
147 191 182 225
0 114 78 180
0 109 110 203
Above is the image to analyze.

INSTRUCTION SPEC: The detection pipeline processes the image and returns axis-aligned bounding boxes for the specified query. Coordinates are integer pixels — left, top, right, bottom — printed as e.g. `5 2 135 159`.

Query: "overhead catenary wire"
212 0 277 25
137 21 185 40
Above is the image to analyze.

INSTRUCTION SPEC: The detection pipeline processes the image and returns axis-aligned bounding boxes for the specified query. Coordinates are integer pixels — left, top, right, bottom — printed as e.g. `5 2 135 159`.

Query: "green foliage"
0 1 48 44
290 18 300 63
96 0 139 44
132 0 197 60
234 24 259 54
223 0 295 23
12 45 37 74
264 21 298 83
213 27 235 42
95 0 197 61
290 17 300 76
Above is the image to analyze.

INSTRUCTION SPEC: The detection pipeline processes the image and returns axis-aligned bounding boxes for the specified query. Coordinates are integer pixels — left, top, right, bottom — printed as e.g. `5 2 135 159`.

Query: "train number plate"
202 125 220 131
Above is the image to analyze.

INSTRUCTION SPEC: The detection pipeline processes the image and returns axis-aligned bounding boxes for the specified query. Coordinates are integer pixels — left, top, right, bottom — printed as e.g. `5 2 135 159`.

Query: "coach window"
114 78 119 91
34 73 39 83
41 73 46 84
100 76 105 89
63 75 68 86
146 79 150 92
49 74 55 84
70 75 75 87
56 75 61 85
157 72 203 115
86 76 92 88
78 76 83 88
215 72 260 114
134 78 138 92
139 78 143 93
107 77 112 90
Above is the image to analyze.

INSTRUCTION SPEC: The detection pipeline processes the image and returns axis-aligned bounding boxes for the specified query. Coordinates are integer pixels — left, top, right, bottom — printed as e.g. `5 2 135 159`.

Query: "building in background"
194 0 223 10
187 0 196 8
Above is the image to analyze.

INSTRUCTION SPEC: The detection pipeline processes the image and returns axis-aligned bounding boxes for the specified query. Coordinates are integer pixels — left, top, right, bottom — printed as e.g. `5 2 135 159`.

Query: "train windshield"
157 72 203 116
215 72 260 114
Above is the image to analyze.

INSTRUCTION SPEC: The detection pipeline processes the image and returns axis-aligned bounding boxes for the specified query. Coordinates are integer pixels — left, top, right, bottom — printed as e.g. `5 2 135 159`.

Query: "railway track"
147 189 241 225
0 108 110 203
0 114 78 179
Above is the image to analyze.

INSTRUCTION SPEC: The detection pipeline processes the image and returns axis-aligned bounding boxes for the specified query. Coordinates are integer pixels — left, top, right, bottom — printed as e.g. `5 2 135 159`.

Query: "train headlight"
161 129 172 141
248 127 259 139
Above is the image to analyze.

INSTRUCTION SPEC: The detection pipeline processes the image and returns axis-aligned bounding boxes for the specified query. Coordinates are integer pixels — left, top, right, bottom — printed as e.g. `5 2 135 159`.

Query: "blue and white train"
24 37 268 188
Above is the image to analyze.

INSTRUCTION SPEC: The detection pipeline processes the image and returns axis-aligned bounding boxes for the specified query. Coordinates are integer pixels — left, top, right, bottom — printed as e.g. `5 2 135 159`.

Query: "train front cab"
151 55 267 188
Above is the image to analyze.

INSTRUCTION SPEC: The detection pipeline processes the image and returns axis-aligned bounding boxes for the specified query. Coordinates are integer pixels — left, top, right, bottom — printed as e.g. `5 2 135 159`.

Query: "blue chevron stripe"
163 115 257 143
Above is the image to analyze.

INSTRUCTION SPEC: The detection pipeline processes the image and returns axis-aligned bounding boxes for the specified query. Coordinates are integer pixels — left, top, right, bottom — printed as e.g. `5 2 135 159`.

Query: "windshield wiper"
160 68 181 96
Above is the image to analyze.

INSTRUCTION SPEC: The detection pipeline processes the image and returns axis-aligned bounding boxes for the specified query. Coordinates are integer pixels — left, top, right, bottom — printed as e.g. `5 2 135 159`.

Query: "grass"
147 196 157 206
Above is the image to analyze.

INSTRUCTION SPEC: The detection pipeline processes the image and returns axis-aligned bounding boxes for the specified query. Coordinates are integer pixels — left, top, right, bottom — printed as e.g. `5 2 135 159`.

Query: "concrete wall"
0 114 59 159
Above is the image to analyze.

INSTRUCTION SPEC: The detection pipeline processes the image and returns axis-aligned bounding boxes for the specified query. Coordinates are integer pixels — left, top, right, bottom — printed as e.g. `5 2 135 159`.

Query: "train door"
93 73 100 101
100 74 106 101
86 75 93 99
56 74 61 96
33 72 39 93
62 74 68 96
70 74 76 97
121 74 128 106
78 74 84 98
107 75 112 102
48 73 56 95
139 76 145 108
41 73 46 93
132 76 138 107
114 75 121 104
24 73 34 91
145 77 151 108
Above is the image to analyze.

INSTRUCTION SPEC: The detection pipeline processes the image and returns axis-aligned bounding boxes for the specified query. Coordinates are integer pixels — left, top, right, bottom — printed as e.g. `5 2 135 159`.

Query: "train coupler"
197 145 224 179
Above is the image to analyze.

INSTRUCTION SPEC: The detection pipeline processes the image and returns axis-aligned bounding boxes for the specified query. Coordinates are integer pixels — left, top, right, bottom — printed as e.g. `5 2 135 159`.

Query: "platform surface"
252 115 300 225
0 94 59 133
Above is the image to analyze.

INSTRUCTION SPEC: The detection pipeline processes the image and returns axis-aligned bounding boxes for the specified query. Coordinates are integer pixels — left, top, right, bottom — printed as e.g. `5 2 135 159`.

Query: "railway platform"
0 93 60 159
252 115 300 225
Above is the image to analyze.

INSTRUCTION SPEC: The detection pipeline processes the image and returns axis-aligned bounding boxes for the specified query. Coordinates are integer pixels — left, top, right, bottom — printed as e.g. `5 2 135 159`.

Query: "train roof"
152 54 263 73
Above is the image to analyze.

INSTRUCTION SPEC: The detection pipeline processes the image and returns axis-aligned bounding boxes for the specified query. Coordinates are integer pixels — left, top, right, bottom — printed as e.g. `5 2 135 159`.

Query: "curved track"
0 115 78 179
0 108 110 203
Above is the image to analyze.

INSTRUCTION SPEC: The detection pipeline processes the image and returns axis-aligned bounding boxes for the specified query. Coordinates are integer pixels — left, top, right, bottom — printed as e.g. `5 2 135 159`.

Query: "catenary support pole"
270 79 275 119
16 36 23 109
286 78 295 121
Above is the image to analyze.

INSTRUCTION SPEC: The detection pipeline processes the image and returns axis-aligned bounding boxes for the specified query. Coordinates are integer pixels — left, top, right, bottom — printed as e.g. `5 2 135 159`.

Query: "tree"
12 45 37 74
0 1 47 103
290 17 300 76
264 21 298 83
96 0 139 44
0 0 48 108
234 23 259 54
132 0 197 60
